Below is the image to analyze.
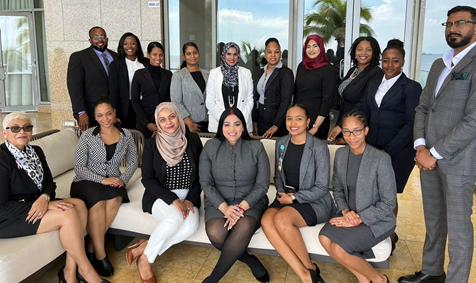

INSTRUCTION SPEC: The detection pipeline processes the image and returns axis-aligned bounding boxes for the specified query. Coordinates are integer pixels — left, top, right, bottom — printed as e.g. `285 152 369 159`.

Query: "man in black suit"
67 26 118 131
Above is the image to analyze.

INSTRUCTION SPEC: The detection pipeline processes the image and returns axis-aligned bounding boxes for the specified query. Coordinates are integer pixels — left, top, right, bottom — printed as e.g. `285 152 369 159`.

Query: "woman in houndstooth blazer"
70 97 138 277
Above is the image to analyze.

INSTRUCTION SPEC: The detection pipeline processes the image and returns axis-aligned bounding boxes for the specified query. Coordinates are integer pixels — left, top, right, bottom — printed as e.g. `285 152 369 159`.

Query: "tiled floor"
4 112 476 282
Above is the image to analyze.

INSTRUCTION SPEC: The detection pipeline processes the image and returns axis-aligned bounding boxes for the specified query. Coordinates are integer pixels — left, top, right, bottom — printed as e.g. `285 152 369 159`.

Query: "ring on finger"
340 220 342 224
38 212 43 216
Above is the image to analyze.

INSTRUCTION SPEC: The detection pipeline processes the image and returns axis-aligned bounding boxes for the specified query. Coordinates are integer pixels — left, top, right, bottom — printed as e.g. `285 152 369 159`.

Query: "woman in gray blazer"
171 42 209 133
261 103 334 283
319 111 396 283
199 107 270 283
70 97 138 277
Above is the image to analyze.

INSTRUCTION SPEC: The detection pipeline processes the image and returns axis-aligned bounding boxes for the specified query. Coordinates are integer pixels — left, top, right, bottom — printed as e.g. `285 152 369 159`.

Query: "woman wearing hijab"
206 42 254 133
294 35 337 139
126 102 203 283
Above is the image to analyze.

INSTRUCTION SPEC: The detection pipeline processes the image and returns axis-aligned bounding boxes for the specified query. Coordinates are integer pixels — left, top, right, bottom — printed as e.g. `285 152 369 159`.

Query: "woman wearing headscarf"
294 35 337 139
206 42 254 133
125 102 203 283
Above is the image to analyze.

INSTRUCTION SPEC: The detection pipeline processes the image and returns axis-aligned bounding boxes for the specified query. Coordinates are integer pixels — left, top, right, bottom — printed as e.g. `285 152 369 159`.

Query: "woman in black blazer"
131 42 173 138
125 102 202 283
362 40 422 251
109 32 149 129
328 37 383 144
253 38 294 138
0 112 109 283
294 35 337 140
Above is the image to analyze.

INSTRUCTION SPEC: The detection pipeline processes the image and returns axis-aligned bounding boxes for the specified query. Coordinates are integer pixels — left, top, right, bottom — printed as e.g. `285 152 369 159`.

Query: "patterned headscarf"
155 102 188 167
5 140 44 190
220 42 240 90
302 35 330 70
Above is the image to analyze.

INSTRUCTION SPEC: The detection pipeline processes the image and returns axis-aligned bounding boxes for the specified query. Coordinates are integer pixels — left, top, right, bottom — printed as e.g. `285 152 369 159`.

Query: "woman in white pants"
126 102 203 283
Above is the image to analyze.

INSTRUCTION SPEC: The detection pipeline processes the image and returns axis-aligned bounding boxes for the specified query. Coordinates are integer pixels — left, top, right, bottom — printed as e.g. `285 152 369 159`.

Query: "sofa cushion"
30 128 79 178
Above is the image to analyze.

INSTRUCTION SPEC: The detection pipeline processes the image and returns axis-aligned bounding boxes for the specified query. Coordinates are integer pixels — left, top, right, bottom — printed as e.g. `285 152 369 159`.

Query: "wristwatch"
312 124 318 128
291 195 296 201
42 194 50 202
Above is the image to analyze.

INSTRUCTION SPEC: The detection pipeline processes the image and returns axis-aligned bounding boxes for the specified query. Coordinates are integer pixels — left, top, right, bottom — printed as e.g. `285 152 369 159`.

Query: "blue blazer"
362 73 422 157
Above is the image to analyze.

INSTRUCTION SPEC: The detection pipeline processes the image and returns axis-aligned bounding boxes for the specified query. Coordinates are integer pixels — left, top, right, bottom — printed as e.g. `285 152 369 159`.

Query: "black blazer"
67 46 118 117
0 144 56 222
131 65 173 127
141 132 203 214
109 57 150 121
336 64 383 124
252 65 294 136
362 73 422 156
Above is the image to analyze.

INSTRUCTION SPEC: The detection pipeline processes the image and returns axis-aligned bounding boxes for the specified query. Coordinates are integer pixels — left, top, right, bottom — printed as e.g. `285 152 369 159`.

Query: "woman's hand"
253 123 259 136
328 126 341 141
223 205 244 230
188 123 201 133
329 215 362 228
48 200 75 212
342 210 361 227
308 126 318 136
263 125 278 138
26 196 49 224
147 123 158 132
277 192 293 204
173 199 187 219
183 200 195 218
101 177 124 187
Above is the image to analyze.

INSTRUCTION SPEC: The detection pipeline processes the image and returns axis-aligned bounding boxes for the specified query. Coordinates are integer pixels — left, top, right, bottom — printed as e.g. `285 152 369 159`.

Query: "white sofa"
0 129 391 283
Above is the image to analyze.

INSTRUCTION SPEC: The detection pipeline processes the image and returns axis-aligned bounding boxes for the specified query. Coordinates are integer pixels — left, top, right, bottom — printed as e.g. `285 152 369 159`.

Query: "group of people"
1 4 475 283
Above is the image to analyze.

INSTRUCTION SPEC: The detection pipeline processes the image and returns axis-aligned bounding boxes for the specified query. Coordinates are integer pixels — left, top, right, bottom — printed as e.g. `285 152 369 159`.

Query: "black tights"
204 216 267 283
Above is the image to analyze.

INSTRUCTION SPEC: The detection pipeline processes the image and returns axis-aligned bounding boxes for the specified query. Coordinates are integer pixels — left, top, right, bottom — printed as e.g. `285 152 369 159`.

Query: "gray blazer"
199 138 270 222
414 45 476 175
171 67 210 123
332 145 396 238
275 133 336 223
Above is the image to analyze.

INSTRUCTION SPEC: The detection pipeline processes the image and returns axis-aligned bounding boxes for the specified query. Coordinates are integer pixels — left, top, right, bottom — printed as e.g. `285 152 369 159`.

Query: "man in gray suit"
399 5 476 283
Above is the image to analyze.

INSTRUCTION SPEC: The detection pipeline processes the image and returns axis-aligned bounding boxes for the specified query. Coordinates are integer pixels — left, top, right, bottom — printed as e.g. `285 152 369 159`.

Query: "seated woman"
199 107 270 283
319 111 396 283
206 42 254 133
125 102 203 283
171 42 209 133
261 103 335 283
0 112 108 283
70 97 138 277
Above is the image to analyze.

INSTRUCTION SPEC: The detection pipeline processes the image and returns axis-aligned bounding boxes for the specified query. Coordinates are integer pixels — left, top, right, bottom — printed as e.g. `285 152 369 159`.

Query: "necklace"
228 95 235 107
350 68 362 80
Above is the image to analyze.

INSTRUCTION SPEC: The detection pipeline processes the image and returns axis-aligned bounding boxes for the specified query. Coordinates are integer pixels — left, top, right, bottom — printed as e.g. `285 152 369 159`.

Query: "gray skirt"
319 217 395 259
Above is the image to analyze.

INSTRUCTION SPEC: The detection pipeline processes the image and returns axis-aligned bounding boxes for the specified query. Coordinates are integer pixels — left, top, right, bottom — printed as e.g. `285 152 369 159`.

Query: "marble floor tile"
388 241 417 271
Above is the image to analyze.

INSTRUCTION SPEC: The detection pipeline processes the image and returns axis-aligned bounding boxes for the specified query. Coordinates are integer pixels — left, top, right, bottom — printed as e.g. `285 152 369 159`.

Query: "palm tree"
304 0 374 47
240 41 265 67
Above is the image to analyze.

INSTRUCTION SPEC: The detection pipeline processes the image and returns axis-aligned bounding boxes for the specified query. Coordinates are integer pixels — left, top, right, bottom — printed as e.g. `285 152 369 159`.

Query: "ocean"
420 54 443 88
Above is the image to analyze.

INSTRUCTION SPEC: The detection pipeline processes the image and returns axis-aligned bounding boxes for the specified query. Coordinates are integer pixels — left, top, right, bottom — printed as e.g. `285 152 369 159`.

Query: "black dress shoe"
58 266 67 283
85 250 95 264
309 263 326 283
398 271 446 283
77 270 87 283
391 233 399 256
94 255 114 277
255 271 270 283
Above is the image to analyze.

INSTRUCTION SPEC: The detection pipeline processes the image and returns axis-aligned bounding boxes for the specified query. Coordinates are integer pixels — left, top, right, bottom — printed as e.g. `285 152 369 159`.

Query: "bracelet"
237 206 246 213
42 194 50 202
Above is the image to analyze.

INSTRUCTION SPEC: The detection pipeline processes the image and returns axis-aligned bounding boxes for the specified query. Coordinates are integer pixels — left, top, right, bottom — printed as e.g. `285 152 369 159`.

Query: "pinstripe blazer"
332 145 396 238
73 126 138 185
274 133 336 222
414 45 476 175
170 67 209 123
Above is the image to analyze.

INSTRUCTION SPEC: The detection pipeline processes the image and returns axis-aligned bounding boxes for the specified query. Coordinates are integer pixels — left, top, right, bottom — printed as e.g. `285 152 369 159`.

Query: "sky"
168 0 474 68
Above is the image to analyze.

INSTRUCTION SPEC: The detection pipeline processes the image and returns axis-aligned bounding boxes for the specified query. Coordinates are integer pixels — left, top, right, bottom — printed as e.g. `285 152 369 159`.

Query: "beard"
446 32 473 49
92 43 108 52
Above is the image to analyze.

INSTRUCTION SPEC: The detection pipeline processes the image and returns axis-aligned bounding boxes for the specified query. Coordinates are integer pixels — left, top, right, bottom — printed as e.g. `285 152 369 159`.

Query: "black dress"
268 142 318 226
294 63 337 139
70 142 129 209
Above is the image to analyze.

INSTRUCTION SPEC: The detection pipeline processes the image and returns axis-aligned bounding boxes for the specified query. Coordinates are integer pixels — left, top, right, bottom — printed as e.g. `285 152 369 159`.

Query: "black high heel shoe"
309 263 326 283
76 270 111 283
93 255 114 277
255 271 270 283
58 266 67 283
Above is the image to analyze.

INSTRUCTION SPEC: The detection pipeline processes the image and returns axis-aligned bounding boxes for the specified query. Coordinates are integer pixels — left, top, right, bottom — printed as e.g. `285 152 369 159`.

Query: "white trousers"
143 198 199 263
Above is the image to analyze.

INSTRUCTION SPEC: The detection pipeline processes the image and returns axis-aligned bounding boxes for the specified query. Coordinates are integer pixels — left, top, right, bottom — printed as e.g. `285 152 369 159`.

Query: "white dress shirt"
375 72 402 107
414 41 476 159
125 58 145 98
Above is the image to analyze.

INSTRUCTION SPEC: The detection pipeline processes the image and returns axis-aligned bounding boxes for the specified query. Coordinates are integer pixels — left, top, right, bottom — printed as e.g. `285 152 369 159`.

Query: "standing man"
399 5 476 283
67 26 117 131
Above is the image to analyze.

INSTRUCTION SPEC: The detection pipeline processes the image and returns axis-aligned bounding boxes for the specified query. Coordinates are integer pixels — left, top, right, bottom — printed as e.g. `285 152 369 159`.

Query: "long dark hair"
215 107 252 142
349 37 381 67
117 32 146 63
180 42 200 69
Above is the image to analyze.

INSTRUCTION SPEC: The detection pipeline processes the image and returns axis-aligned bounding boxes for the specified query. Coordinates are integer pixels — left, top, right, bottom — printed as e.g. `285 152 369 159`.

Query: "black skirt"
319 216 395 259
0 204 41 238
70 180 129 209
268 198 318 226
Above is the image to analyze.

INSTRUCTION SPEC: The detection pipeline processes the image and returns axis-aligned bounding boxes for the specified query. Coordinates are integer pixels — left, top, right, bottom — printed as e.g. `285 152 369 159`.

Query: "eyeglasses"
6 125 34 133
90 35 106 40
342 129 363 137
442 20 476 28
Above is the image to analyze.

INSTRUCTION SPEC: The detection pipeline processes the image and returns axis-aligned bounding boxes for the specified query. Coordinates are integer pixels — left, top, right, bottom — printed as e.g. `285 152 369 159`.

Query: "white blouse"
125 58 145 98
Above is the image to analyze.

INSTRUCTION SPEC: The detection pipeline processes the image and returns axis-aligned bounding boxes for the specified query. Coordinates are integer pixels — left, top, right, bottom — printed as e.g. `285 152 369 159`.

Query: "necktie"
102 53 110 74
